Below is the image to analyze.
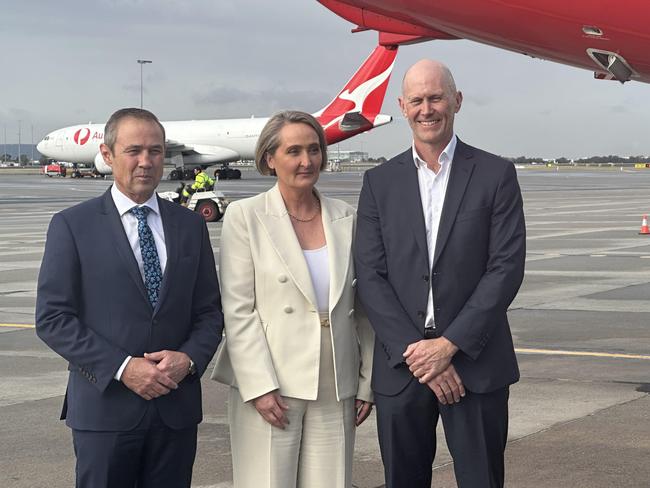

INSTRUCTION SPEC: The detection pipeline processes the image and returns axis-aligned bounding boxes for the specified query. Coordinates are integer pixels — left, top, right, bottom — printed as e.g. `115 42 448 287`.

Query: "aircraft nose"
36 140 44 153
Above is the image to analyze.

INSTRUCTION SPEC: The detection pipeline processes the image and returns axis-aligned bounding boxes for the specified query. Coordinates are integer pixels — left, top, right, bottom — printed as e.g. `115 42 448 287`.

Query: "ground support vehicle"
70 167 104 178
41 164 66 177
214 166 241 180
157 189 229 222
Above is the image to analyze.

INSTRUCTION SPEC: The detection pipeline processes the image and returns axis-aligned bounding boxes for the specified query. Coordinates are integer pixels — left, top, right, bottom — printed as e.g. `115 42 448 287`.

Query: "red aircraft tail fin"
313 44 397 145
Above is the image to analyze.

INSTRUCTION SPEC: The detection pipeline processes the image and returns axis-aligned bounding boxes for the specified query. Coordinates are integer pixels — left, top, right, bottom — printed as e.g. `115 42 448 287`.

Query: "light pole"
137 59 152 108
17 120 21 165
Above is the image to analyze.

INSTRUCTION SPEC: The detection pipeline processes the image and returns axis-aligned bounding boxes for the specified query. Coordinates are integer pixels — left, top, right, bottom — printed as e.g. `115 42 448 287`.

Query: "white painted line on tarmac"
516 347 650 360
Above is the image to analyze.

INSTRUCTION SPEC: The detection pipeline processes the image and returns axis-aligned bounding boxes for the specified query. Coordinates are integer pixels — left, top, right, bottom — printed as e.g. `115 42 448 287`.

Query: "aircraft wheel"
233 169 241 179
168 169 181 180
196 200 220 222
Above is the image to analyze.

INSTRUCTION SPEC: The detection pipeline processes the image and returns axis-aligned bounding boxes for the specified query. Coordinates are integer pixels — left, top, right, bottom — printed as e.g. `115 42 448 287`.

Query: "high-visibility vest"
192 171 212 190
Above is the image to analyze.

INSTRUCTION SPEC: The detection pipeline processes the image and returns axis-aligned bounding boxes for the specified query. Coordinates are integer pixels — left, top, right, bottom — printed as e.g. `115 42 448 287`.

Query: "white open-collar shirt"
111 184 167 280
412 134 457 329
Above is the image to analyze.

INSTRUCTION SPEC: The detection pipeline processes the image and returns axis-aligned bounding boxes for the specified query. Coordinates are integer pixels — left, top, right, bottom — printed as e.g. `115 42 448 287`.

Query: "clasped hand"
121 350 190 401
404 337 465 405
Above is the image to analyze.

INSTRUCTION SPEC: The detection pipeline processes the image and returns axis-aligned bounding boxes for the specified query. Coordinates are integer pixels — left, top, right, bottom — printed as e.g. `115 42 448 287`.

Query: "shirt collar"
412 134 458 170
110 184 160 217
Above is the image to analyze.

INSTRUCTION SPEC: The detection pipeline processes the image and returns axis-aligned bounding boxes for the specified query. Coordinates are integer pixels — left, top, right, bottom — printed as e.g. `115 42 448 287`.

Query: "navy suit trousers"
72 402 197 488
375 377 509 488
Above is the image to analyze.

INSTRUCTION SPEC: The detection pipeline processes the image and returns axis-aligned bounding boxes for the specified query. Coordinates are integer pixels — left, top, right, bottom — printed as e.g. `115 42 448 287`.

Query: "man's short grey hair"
103 108 166 152
255 110 328 176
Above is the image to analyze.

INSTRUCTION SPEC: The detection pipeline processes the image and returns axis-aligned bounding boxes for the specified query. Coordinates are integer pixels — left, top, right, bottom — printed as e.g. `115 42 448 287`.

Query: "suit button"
278 274 288 283
284 306 294 314
417 311 425 318
422 275 429 282
348 308 355 317
152 319 158 326
351 278 357 287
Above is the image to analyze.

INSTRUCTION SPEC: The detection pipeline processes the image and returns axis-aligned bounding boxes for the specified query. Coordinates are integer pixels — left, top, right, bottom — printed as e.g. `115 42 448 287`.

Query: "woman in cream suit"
212 111 374 488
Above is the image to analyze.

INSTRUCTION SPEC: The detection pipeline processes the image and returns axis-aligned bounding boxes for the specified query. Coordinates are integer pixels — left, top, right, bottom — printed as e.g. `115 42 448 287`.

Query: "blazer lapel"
255 184 319 309
154 197 178 315
399 151 429 264
433 140 475 268
319 192 353 310
100 189 150 307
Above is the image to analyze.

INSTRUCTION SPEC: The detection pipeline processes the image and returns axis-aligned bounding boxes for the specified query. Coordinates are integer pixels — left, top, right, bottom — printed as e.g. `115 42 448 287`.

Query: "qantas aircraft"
317 0 650 84
37 44 397 178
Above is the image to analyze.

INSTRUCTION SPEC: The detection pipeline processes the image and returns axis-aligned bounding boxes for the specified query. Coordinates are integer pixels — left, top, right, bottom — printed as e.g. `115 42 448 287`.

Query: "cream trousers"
228 326 356 488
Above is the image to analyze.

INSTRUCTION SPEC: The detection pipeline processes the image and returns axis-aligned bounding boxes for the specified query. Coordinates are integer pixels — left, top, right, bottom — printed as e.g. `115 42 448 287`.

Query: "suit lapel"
319 192 353 310
399 151 429 264
100 190 150 307
255 184 318 309
155 197 178 315
433 140 475 267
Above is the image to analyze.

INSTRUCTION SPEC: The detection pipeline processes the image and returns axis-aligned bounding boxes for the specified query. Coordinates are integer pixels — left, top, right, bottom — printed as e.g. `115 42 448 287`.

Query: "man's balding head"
398 59 463 161
402 59 457 97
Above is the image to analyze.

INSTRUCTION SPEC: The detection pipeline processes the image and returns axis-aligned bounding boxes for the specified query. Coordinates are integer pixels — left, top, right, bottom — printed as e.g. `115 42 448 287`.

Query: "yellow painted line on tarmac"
516 347 650 360
0 323 35 329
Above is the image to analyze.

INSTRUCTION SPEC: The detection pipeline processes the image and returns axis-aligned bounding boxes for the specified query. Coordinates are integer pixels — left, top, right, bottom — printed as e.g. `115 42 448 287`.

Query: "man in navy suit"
354 60 526 487
36 108 223 488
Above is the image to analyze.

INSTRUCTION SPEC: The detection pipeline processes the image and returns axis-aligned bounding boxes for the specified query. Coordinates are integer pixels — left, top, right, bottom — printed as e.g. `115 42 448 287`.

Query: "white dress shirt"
413 134 457 329
110 184 167 380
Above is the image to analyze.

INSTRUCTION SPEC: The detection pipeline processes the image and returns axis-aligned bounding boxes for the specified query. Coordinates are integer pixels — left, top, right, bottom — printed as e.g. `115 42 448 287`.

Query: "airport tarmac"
1 167 649 488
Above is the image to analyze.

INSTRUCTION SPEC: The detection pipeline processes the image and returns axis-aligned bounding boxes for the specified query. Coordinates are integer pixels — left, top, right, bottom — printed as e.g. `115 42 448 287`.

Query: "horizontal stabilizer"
339 112 372 132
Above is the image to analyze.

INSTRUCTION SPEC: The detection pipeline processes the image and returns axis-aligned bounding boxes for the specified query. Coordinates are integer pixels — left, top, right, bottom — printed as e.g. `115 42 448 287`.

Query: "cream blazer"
211 184 374 403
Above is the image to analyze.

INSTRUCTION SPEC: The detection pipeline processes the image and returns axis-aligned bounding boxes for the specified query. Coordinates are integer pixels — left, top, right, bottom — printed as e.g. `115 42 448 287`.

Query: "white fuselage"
37 117 270 166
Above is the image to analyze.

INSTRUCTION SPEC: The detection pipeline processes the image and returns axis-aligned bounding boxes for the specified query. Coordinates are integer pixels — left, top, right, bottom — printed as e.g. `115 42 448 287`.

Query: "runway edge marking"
516 347 650 360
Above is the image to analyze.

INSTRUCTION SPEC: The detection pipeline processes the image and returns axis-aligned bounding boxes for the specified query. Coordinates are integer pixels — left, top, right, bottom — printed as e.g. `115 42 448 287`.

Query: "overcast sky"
2 0 650 159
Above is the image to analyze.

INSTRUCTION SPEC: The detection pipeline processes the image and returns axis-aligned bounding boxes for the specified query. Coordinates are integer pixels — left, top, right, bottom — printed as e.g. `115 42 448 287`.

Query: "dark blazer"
354 139 525 396
36 188 223 431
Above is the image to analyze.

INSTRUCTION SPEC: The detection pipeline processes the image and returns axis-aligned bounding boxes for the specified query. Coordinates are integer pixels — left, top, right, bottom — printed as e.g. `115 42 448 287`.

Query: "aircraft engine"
94 152 112 175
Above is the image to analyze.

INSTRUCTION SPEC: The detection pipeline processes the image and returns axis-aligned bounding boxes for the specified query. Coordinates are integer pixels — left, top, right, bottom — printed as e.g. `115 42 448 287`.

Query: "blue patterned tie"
130 206 162 307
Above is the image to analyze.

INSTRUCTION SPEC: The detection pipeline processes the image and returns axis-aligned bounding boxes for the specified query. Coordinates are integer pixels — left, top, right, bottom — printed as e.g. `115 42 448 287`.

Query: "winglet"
313 44 398 145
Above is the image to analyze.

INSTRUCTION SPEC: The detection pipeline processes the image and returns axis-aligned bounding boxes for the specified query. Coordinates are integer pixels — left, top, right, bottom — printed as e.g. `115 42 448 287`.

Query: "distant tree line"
1 154 32 164
505 155 650 165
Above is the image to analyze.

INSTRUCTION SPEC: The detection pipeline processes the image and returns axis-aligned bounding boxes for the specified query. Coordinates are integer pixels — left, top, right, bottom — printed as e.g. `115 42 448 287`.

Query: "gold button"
278 274 288 283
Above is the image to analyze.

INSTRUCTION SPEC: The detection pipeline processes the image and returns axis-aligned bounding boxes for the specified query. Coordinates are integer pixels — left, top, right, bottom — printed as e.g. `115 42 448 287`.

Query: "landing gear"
168 168 196 180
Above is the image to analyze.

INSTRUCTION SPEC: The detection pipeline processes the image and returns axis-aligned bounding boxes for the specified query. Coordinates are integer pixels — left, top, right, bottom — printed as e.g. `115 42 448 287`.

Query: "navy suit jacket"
354 140 525 396
36 188 223 431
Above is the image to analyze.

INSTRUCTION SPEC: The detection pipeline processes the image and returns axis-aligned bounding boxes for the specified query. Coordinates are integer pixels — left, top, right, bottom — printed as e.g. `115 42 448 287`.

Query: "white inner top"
302 245 330 314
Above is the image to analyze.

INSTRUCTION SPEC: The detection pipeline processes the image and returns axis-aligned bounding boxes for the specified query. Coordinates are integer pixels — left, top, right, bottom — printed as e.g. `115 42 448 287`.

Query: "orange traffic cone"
639 215 650 235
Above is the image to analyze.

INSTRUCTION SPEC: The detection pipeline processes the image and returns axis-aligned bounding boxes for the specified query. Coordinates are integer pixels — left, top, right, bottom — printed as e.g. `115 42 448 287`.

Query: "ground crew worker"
192 167 214 192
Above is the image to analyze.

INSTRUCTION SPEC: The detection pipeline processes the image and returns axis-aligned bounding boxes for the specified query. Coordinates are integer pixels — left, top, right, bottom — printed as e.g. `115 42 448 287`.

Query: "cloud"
192 85 330 117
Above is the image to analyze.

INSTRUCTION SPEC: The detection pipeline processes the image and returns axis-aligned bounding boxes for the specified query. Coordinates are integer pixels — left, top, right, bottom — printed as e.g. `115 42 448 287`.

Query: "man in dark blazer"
354 60 526 487
36 108 223 488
